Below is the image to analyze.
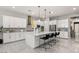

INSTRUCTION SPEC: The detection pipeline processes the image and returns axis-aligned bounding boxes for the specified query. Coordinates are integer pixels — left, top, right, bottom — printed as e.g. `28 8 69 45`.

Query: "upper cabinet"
57 19 68 28
3 15 26 28
3 16 10 28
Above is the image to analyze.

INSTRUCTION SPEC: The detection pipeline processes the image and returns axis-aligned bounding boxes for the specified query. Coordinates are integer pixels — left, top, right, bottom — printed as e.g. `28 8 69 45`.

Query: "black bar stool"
49 33 58 46
57 32 60 37
0 39 3 44
54 32 58 37
40 34 50 51
54 32 60 38
53 32 60 42
49 33 54 42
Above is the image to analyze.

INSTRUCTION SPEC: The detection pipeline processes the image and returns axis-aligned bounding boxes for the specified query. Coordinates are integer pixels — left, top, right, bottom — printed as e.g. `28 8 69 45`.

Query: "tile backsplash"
57 28 68 32
1 28 26 33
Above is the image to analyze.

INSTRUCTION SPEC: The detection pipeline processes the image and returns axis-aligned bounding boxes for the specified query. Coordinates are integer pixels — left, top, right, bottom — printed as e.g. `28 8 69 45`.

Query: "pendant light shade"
38 6 47 21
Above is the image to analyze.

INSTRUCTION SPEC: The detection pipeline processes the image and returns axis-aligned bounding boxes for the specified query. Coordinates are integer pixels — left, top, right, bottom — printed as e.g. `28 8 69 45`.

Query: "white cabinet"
10 33 15 42
3 32 25 43
57 19 68 28
0 16 3 27
18 32 25 40
3 33 10 43
49 20 56 25
21 19 26 28
16 18 26 28
17 18 26 28
3 15 26 28
0 33 3 39
25 32 35 48
9 17 14 28
57 19 69 38
59 31 69 38
3 16 10 28
3 33 15 43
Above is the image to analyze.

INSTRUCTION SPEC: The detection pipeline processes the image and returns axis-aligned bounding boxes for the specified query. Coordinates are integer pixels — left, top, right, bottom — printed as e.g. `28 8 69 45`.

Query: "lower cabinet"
3 33 10 43
3 32 25 43
59 31 69 38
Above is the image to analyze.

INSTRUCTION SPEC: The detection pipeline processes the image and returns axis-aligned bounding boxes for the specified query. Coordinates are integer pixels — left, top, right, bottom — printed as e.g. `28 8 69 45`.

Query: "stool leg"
44 40 46 51
49 38 52 48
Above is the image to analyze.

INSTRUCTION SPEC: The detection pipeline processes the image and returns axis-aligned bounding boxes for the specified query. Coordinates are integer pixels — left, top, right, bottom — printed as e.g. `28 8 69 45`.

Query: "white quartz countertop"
35 31 59 36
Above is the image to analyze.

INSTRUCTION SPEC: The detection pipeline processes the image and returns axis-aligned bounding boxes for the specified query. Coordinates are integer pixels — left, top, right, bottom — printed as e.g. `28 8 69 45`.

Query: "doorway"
74 22 79 40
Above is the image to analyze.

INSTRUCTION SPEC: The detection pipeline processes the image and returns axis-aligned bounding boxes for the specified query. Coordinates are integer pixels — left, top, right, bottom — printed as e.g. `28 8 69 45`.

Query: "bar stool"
54 32 58 37
50 32 57 44
0 39 3 44
48 33 55 47
53 32 60 42
49 33 54 42
40 34 50 51
57 32 60 37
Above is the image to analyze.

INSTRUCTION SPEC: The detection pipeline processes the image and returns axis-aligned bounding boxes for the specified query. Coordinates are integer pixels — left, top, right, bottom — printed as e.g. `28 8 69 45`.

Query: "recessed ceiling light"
12 6 15 8
51 11 54 14
73 8 76 10
31 12 35 15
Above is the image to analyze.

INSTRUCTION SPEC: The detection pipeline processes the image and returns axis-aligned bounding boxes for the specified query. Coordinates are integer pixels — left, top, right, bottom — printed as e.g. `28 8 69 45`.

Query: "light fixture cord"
44 9 46 19
38 6 40 19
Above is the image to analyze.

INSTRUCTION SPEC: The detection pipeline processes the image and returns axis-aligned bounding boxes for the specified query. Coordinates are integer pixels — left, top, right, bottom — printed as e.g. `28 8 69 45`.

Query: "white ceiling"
0 6 79 18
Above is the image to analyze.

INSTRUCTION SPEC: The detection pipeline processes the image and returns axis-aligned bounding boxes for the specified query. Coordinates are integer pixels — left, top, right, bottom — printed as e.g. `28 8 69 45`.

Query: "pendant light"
38 6 40 20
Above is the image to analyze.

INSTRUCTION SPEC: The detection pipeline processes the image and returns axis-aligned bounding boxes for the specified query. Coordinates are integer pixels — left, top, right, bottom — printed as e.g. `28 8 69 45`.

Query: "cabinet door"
3 33 10 43
16 33 24 41
18 33 24 40
18 18 24 28
22 19 26 28
10 17 15 28
10 33 15 42
57 20 68 28
59 32 64 38
21 32 25 39
18 18 22 28
9 17 13 28
16 18 26 28
12 17 17 28
15 18 20 28
3 16 10 28
59 32 68 38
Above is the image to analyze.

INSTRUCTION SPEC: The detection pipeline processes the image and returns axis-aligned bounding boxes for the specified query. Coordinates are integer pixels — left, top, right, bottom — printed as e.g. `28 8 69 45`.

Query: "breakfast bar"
25 31 60 48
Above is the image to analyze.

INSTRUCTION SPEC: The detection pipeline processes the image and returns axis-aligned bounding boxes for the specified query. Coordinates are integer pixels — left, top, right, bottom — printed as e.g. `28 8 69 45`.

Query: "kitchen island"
25 31 59 48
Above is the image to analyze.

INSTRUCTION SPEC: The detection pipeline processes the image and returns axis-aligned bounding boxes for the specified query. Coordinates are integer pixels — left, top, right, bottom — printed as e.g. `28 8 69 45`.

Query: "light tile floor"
0 38 79 53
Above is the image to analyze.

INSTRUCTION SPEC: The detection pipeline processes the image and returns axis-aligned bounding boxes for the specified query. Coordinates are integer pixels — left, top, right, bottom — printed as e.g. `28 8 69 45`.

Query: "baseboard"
3 39 25 44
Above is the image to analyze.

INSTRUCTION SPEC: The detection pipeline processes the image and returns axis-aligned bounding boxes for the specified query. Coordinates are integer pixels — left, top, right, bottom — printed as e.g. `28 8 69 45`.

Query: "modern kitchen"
0 6 79 53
